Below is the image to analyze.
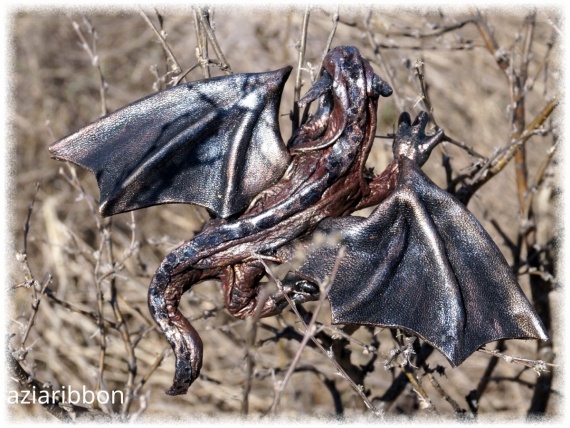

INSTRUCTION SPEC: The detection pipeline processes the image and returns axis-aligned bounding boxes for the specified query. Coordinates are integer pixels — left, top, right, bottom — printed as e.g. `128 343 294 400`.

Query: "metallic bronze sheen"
49 46 547 395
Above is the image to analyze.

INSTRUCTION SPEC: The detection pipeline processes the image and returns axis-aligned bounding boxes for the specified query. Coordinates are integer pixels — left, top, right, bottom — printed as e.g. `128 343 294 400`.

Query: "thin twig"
521 142 558 220
371 40 482 51
241 278 272 415
414 59 436 125
22 183 40 255
92 225 109 397
478 346 554 372
300 8 339 125
292 6 311 132
19 275 51 355
384 17 476 38
510 11 536 209
139 9 182 75
442 133 487 160
13 183 41 294
486 118 553 177
425 369 466 416
43 287 117 328
403 365 438 414
69 16 108 116
475 10 510 71
526 28 556 93
106 215 138 417
313 7 339 80
457 98 558 204
197 7 232 74
322 324 377 352
193 7 210 79
60 164 100 228
132 347 171 397
173 62 201 86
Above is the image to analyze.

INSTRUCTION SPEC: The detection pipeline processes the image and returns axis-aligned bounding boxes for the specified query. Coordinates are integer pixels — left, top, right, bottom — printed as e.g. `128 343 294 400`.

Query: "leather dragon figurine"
49 46 547 396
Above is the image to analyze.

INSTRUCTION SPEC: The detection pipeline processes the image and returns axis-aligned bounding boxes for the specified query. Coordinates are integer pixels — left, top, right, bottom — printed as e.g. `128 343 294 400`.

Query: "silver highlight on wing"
49 67 292 218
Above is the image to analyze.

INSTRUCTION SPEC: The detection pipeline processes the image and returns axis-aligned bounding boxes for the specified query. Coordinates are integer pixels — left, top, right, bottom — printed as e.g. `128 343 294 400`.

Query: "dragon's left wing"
49 68 292 219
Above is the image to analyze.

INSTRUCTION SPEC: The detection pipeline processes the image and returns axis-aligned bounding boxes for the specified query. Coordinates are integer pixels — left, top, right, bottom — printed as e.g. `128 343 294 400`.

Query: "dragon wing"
49 67 292 218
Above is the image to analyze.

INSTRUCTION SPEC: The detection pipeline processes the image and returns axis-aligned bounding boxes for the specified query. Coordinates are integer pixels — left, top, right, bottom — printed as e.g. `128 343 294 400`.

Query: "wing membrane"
49 67 292 218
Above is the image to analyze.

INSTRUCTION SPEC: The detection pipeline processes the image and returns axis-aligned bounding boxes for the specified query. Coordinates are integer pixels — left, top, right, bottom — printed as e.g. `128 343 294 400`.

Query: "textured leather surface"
49 68 292 218
279 156 548 366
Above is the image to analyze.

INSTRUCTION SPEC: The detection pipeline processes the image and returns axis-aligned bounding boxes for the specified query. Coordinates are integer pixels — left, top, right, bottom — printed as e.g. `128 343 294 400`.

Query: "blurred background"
8 5 562 422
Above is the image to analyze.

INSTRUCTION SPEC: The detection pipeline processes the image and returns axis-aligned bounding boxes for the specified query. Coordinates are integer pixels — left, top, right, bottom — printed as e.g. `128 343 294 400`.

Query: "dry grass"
8 5 562 422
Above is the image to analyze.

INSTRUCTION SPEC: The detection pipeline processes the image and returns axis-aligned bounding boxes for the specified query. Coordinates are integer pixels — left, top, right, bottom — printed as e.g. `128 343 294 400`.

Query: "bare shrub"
8 6 561 422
